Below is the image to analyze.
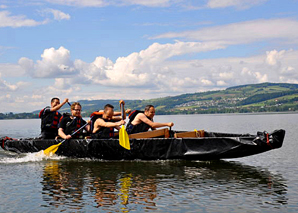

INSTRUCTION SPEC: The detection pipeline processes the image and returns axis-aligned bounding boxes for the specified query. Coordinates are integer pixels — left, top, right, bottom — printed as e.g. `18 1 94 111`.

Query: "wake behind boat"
1 128 285 161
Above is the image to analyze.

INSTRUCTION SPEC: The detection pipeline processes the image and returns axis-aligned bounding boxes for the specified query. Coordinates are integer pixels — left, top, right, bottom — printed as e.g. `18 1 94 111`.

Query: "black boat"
1 128 285 160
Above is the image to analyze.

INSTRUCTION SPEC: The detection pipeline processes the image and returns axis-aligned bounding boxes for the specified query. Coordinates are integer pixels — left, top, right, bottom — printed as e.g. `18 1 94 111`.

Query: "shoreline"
1 110 298 120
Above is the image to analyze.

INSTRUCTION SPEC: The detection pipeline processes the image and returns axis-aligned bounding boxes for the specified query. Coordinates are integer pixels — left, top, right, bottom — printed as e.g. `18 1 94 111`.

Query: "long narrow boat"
1 128 285 160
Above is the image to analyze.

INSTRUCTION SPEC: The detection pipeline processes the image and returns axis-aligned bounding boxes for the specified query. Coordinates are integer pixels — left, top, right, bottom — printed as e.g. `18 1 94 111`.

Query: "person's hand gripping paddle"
119 101 130 150
43 122 89 156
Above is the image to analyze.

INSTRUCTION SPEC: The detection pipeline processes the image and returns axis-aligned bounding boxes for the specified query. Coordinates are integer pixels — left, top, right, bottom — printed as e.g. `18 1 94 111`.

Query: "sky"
0 0 298 113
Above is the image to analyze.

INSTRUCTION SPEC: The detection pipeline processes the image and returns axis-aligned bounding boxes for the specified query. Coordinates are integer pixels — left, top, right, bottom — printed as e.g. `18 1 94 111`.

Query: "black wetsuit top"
39 107 62 139
126 114 152 134
91 118 115 139
58 116 87 139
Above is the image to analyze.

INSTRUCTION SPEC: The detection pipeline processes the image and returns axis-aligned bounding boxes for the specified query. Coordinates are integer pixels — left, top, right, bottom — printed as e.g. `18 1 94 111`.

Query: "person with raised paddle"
91 102 126 139
126 105 174 134
39 97 69 139
58 102 90 140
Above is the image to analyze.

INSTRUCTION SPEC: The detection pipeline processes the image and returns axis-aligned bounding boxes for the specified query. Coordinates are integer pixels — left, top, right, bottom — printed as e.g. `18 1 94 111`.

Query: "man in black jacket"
39 97 69 139
58 102 90 140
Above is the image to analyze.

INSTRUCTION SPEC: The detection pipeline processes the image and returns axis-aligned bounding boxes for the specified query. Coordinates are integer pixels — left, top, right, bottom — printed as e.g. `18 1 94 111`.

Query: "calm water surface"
0 113 297 212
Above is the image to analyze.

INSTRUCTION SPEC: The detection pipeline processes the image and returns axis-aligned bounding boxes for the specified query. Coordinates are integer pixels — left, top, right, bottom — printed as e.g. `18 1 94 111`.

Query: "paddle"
119 102 130 150
43 121 89 156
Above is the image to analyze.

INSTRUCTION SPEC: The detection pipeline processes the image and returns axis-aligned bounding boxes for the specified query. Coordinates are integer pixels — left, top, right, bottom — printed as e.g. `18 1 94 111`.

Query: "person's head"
144 105 155 119
103 104 114 119
51 97 60 108
71 102 82 117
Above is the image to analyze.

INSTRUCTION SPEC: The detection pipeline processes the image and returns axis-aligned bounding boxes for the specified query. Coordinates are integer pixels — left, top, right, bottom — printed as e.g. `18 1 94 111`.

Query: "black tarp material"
1 129 285 160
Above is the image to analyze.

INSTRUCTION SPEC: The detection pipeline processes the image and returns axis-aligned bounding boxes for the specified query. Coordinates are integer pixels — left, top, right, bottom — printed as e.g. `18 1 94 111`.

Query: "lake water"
0 113 297 212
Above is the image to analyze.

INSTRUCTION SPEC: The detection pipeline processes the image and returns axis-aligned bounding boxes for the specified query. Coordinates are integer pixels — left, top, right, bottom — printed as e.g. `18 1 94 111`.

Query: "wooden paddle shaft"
120 102 125 120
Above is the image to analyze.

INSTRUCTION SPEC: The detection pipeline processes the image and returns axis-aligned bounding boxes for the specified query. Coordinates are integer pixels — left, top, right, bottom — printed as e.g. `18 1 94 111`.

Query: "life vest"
91 117 115 139
127 110 144 126
60 113 84 138
126 110 151 134
59 112 70 124
89 111 104 132
39 107 61 130
68 117 84 138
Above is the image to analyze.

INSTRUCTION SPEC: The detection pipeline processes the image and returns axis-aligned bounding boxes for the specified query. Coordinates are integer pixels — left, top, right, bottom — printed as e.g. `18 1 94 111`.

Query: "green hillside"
78 82 298 115
1 82 298 119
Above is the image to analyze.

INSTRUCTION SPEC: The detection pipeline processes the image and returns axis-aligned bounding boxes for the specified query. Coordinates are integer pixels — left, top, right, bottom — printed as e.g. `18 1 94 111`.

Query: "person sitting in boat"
89 107 131 132
91 103 126 139
39 97 69 139
126 105 174 134
58 102 90 140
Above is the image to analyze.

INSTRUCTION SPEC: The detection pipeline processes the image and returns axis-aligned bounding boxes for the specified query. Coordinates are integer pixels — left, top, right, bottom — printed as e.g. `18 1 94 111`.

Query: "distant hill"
77 82 298 115
1 82 298 119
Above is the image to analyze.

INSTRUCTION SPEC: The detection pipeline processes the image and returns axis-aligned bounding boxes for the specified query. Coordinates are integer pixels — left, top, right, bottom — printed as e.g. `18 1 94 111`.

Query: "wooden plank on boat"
129 128 170 139
174 130 204 138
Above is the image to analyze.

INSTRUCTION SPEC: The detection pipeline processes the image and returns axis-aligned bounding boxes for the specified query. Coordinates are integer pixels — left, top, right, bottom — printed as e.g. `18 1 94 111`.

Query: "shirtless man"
91 103 126 139
126 105 174 134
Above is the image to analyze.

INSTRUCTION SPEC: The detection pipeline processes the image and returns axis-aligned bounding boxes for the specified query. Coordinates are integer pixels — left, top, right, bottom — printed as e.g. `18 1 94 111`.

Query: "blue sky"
1 0 298 112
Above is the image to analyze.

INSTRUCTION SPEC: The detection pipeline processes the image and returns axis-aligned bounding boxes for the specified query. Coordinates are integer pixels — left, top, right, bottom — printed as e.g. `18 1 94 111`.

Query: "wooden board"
128 128 170 139
174 130 204 138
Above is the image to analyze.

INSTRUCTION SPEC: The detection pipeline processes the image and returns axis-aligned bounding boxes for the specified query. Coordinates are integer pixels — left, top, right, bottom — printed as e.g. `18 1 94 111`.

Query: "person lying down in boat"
126 105 174 134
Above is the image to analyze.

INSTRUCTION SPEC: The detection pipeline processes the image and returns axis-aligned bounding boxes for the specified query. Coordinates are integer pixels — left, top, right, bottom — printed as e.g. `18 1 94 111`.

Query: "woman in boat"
91 103 126 139
126 105 174 134
58 102 90 140
39 97 69 139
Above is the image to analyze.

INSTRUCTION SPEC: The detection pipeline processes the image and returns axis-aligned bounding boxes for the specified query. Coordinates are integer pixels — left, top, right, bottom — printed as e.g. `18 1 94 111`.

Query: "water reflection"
42 161 85 211
41 160 288 212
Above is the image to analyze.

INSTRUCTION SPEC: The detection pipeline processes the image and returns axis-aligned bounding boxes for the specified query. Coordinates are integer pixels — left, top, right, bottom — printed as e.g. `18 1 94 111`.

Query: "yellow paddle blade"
119 125 130 150
43 142 62 156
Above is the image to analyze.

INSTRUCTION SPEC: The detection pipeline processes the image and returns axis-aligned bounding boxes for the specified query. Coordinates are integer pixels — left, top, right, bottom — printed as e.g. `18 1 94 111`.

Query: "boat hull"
1 129 285 160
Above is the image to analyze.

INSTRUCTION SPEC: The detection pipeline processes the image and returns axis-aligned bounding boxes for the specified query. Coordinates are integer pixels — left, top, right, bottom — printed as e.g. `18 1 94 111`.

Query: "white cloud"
42 8 71 21
9 44 298 112
19 46 77 78
206 0 268 9
241 67 268 83
0 74 27 92
201 79 214 86
152 18 298 45
0 63 25 77
16 44 298 99
18 41 225 88
217 80 227 86
46 78 77 94
88 41 225 87
0 11 48 28
265 49 285 66
219 72 234 80
281 66 296 76
159 49 298 90
0 4 7 9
